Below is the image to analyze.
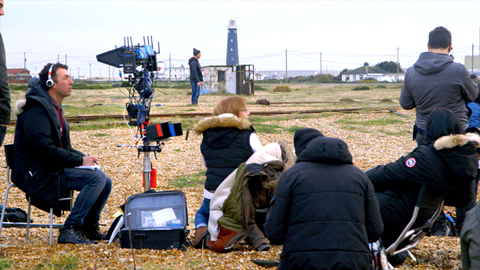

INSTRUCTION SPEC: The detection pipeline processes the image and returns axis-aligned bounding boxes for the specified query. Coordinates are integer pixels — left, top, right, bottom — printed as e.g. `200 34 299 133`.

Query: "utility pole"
285 49 288 83
57 54 60 63
320 52 322 75
169 53 171 83
65 54 67 65
89 63 91 81
472 44 475 74
23 52 26 69
397 47 400 82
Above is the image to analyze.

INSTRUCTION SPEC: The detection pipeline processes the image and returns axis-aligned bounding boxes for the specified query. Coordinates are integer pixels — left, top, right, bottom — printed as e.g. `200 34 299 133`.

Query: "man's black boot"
58 225 97 244
82 225 107 241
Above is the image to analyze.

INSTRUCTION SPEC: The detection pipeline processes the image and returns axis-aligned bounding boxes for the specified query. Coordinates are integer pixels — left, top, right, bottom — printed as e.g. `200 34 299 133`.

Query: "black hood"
25 77 54 106
296 136 353 165
293 128 324 156
188 57 197 65
414 51 454 75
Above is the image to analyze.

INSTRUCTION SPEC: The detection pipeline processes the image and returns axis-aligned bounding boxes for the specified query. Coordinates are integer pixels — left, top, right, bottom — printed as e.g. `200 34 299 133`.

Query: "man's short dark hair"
39 62 68 89
428 26 452 49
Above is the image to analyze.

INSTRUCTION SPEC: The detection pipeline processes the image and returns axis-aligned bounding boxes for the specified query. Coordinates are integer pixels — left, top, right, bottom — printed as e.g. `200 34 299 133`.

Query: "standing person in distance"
13 63 112 245
400 26 478 146
0 0 11 146
188 48 203 105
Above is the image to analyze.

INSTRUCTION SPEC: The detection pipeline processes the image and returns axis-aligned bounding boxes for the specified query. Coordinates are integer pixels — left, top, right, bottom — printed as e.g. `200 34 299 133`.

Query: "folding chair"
385 184 445 263
0 144 73 245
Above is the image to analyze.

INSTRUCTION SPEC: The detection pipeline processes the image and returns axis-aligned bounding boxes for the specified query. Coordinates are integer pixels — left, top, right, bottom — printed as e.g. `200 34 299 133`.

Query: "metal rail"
8 107 405 125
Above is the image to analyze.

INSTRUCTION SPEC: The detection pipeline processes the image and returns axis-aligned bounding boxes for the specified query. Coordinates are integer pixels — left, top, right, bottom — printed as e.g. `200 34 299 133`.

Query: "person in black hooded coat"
366 108 480 265
265 128 383 270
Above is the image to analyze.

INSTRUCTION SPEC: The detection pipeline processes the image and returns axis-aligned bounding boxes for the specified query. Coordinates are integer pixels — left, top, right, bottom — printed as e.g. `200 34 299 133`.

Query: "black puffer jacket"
367 133 480 208
366 133 480 246
12 78 84 216
193 114 255 191
188 57 203 82
265 136 383 270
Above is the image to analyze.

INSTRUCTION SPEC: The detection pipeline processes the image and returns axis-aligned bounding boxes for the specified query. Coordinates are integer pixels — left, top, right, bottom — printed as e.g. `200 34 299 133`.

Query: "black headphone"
46 64 55 88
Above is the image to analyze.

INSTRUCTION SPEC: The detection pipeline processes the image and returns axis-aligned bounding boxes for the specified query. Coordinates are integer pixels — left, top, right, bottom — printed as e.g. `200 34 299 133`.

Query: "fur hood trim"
14 99 27 117
192 113 252 135
434 133 480 150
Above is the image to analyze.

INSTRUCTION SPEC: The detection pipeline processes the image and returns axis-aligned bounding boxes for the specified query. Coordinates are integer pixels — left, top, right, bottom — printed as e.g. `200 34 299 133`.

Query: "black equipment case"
120 190 188 250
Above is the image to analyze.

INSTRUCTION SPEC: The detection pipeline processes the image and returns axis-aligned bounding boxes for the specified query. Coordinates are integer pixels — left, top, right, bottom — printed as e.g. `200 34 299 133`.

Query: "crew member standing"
188 48 203 105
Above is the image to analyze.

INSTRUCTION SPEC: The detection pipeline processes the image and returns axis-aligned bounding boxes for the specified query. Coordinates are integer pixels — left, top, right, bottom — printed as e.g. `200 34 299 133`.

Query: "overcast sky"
2 0 480 78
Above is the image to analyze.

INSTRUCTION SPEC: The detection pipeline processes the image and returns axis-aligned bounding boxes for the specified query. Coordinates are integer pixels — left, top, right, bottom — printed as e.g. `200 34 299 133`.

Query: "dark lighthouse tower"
226 18 239 66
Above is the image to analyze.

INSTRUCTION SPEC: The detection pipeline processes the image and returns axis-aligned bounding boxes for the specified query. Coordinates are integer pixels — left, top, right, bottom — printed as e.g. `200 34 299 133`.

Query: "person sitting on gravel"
207 140 295 252
461 196 480 270
265 128 384 270
191 95 262 248
366 108 479 266
12 63 112 245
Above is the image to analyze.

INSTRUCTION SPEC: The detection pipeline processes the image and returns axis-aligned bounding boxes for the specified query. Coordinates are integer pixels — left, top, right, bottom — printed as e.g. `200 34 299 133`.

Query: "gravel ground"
0 101 466 269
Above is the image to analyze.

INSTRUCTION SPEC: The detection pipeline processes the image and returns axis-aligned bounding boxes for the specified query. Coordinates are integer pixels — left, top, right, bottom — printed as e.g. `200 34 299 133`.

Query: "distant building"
8 68 31 83
464 55 480 71
261 70 325 80
157 66 190 81
341 63 404 82
255 73 265 80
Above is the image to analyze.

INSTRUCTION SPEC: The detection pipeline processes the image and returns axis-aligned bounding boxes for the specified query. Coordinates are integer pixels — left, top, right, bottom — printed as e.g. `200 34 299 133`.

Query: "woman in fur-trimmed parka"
191 96 262 248
366 108 480 265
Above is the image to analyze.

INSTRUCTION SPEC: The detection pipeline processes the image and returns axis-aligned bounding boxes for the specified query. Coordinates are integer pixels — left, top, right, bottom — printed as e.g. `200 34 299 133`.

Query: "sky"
2 0 480 78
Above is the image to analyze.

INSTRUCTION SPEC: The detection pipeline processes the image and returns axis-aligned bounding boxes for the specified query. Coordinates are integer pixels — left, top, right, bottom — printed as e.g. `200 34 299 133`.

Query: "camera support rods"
137 140 164 192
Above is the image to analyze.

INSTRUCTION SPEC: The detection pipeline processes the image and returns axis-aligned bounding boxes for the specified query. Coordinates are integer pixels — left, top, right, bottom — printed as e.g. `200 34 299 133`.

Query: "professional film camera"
96 37 182 191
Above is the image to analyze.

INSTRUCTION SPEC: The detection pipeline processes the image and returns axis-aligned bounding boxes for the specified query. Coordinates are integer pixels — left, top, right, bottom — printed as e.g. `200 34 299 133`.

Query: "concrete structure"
464 55 480 73
226 18 239 66
203 65 254 95
341 63 404 82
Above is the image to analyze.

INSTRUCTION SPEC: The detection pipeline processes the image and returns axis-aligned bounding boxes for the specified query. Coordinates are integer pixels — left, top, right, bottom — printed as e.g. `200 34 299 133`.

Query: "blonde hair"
212 96 247 117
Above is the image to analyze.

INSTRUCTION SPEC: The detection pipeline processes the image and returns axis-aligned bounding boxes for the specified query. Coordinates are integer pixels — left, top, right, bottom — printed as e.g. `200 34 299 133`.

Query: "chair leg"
407 250 417 263
26 197 31 242
0 184 13 237
49 208 53 245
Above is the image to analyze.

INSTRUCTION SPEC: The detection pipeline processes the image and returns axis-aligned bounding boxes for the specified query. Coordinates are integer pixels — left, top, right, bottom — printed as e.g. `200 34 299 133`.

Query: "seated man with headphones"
12 62 112 244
